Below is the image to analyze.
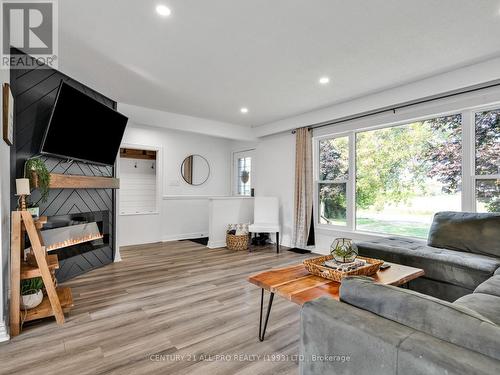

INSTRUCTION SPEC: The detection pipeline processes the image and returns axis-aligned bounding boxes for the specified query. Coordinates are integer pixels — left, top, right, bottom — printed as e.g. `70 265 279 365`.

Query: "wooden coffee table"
248 262 424 341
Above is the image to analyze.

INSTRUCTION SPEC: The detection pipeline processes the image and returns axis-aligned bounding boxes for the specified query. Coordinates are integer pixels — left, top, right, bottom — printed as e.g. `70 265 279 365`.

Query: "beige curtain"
293 127 313 248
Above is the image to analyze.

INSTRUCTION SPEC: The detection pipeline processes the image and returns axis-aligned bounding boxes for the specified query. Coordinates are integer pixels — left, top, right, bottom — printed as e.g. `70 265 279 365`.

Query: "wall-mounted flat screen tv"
40 81 128 165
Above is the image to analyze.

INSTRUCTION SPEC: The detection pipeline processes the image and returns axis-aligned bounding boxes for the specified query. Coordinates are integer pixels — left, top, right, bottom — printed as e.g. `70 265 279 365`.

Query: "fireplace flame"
42 222 104 252
45 233 104 251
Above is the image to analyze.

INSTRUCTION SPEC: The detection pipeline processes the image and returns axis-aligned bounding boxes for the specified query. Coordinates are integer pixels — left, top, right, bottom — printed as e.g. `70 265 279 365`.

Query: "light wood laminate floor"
0 241 312 375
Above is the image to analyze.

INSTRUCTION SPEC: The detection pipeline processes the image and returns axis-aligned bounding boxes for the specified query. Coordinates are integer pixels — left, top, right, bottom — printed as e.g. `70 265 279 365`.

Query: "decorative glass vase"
330 238 358 263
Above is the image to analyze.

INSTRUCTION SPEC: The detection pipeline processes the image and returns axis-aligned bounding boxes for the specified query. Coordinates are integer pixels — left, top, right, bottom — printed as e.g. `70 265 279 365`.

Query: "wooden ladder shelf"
10 211 73 336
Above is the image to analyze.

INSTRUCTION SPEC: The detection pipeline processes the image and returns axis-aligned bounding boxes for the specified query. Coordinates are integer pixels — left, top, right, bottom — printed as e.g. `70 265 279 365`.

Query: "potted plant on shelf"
20 277 44 310
24 157 51 203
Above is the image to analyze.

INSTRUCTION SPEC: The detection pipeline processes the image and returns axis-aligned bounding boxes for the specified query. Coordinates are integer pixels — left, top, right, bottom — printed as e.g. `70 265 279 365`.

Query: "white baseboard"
0 320 10 342
208 238 294 250
162 234 294 250
162 232 208 242
207 239 226 249
280 238 292 249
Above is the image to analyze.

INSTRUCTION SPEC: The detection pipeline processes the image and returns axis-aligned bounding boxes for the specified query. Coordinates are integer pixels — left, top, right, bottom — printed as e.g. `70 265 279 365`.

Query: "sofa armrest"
300 297 500 375
300 297 415 375
339 276 500 361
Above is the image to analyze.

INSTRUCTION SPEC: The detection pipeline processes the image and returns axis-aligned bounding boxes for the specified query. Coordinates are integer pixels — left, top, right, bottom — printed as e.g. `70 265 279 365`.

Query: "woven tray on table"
303 255 384 282
226 234 249 251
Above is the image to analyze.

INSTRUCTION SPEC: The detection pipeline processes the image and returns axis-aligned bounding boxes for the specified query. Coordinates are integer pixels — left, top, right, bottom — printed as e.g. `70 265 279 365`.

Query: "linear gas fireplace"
43 222 103 251
40 211 110 261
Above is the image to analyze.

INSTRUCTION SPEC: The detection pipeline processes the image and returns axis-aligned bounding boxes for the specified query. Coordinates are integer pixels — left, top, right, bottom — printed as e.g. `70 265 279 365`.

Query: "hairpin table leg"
259 288 274 341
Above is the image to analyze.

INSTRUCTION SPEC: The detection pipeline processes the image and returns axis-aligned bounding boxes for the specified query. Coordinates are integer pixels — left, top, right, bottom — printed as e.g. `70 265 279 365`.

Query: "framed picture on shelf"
2 83 14 146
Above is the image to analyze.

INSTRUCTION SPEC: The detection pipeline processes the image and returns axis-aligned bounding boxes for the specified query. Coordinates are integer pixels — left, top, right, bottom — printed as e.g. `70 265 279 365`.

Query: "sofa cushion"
427 211 500 257
474 275 500 298
454 293 500 326
409 277 471 302
495 268 500 276
357 237 500 290
339 276 500 361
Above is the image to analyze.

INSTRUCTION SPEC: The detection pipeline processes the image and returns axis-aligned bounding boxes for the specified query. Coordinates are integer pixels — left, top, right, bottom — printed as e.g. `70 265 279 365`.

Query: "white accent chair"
249 197 281 253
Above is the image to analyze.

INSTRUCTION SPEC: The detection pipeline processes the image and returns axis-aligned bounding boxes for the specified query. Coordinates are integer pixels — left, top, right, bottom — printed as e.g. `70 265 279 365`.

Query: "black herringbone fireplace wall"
10 49 116 282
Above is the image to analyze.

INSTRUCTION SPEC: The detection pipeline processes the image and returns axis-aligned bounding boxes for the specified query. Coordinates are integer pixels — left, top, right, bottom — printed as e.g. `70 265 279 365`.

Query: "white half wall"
118 122 232 247
0 70 10 341
208 197 254 249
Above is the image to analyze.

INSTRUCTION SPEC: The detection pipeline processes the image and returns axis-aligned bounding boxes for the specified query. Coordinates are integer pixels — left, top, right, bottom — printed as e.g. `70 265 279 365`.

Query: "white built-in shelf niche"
119 148 158 215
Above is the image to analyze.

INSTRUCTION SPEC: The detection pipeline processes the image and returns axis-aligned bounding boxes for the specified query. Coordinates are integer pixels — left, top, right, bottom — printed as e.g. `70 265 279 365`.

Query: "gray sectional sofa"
299 212 500 374
300 275 500 375
356 212 500 301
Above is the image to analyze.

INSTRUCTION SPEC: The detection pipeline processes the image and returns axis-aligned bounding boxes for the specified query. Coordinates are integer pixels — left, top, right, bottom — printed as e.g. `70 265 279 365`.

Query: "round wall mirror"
181 154 210 186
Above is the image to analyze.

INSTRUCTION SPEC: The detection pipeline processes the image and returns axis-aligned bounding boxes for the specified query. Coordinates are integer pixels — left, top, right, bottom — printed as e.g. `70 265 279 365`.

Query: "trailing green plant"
20 277 43 296
24 158 50 203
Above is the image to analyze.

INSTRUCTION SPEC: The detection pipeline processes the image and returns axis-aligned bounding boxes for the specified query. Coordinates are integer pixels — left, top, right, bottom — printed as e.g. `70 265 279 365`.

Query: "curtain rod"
291 79 500 134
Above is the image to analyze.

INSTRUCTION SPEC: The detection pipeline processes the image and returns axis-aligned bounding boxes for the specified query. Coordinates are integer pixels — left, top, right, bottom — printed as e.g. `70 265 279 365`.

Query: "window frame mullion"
347 132 356 231
461 110 475 212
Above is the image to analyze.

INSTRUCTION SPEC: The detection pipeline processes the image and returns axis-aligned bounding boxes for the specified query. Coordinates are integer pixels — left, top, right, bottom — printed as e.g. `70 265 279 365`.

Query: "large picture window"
315 104 499 239
356 115 461 238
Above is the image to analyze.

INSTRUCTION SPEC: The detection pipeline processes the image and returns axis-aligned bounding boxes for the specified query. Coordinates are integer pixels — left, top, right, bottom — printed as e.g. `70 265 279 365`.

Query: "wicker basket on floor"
226 233 249 251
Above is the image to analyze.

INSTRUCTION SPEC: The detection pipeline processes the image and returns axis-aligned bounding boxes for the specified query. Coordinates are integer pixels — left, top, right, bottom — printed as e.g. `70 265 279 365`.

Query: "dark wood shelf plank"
49 173 119 189
120 148 156 160
34 173 119 189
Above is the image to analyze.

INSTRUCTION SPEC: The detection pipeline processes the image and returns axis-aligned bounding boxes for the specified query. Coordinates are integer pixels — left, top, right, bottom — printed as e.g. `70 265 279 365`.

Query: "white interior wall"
250 133 296 248
0 70 10 341
118 122 232 247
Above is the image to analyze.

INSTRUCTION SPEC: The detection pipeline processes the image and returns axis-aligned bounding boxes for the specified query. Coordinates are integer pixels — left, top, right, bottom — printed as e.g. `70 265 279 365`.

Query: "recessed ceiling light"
240 107 249 114
156 4 171 17
319 77 330 85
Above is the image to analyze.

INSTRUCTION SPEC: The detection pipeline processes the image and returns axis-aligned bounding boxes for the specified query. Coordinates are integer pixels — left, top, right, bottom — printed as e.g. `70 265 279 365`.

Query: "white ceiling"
59 0 500 128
